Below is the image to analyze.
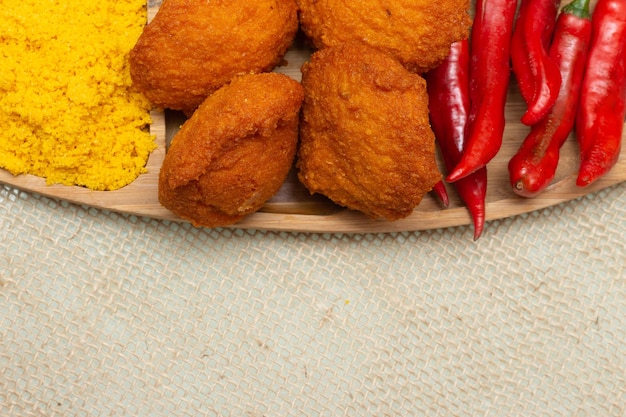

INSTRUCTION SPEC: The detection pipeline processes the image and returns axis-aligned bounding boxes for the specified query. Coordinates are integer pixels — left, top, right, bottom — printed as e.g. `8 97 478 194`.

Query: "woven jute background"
1 183 625 416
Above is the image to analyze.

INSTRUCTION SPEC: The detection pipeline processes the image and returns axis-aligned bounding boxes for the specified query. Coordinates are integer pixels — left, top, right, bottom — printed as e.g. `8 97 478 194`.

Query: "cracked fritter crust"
296 43 441 221
158 73 304 228
130 0 298 115
296 0 471 73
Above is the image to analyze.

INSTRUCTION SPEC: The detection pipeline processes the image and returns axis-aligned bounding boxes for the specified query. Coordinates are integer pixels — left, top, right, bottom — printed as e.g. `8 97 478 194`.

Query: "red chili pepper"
430 180 450 208
510 0 534 105
426 40 487 240
510 0 562 126
508 0 592 197
445 0 518 183
575 0 626 187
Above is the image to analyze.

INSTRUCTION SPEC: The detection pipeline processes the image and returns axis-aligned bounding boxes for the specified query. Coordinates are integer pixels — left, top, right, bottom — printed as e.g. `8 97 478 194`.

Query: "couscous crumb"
0 0 156 191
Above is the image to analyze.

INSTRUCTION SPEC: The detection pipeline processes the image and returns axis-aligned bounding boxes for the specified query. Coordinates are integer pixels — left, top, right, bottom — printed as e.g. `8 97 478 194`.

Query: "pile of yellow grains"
0 0 156 190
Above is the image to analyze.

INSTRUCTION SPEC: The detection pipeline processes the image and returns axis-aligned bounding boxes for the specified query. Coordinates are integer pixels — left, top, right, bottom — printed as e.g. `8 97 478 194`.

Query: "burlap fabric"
1 182 625 416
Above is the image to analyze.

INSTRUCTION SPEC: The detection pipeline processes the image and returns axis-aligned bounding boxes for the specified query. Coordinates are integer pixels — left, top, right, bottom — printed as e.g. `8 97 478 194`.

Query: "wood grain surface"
1 0 623 233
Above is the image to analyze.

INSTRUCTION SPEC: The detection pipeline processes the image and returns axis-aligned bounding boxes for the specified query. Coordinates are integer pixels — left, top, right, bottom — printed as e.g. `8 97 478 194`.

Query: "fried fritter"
296 43 441 221
296 0 471 73
158 73 304 228
130 0 298 115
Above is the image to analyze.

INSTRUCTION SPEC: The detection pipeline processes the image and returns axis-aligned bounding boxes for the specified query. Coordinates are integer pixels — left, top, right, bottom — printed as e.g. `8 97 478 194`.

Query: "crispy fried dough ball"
130 0 298 115
296 0 471 73
158 73 304 227
296 43 441 221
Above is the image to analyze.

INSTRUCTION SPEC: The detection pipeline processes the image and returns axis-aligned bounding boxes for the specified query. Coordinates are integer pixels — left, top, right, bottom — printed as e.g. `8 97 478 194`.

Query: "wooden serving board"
1 0 624 234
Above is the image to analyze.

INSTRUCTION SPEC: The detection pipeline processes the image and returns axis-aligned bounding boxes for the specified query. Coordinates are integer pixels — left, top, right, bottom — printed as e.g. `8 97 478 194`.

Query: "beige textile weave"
1 182 625 416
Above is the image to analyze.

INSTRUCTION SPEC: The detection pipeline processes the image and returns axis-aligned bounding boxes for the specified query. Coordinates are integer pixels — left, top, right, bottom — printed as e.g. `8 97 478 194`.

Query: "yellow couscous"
0 0 156 191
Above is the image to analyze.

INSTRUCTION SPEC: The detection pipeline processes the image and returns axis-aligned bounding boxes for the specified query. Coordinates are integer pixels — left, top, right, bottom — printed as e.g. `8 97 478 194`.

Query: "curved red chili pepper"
576 0 626 187
511 0 554 104
508 0 592 197
426 40 487 240
445 0 518 183
511 0 562 126
510 0 535 105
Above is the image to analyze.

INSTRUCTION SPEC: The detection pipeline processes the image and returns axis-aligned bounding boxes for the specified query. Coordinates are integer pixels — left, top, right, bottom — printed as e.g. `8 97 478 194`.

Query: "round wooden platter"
1 0 624 234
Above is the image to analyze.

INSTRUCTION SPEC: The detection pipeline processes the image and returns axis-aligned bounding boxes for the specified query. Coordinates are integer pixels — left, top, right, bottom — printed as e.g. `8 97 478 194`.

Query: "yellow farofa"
0 0 156 191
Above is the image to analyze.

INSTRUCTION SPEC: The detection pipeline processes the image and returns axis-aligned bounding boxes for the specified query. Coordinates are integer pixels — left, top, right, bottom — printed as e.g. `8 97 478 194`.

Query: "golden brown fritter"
130 0 298 115
296 0 471 73
158 73 304 228
296 43 441 221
